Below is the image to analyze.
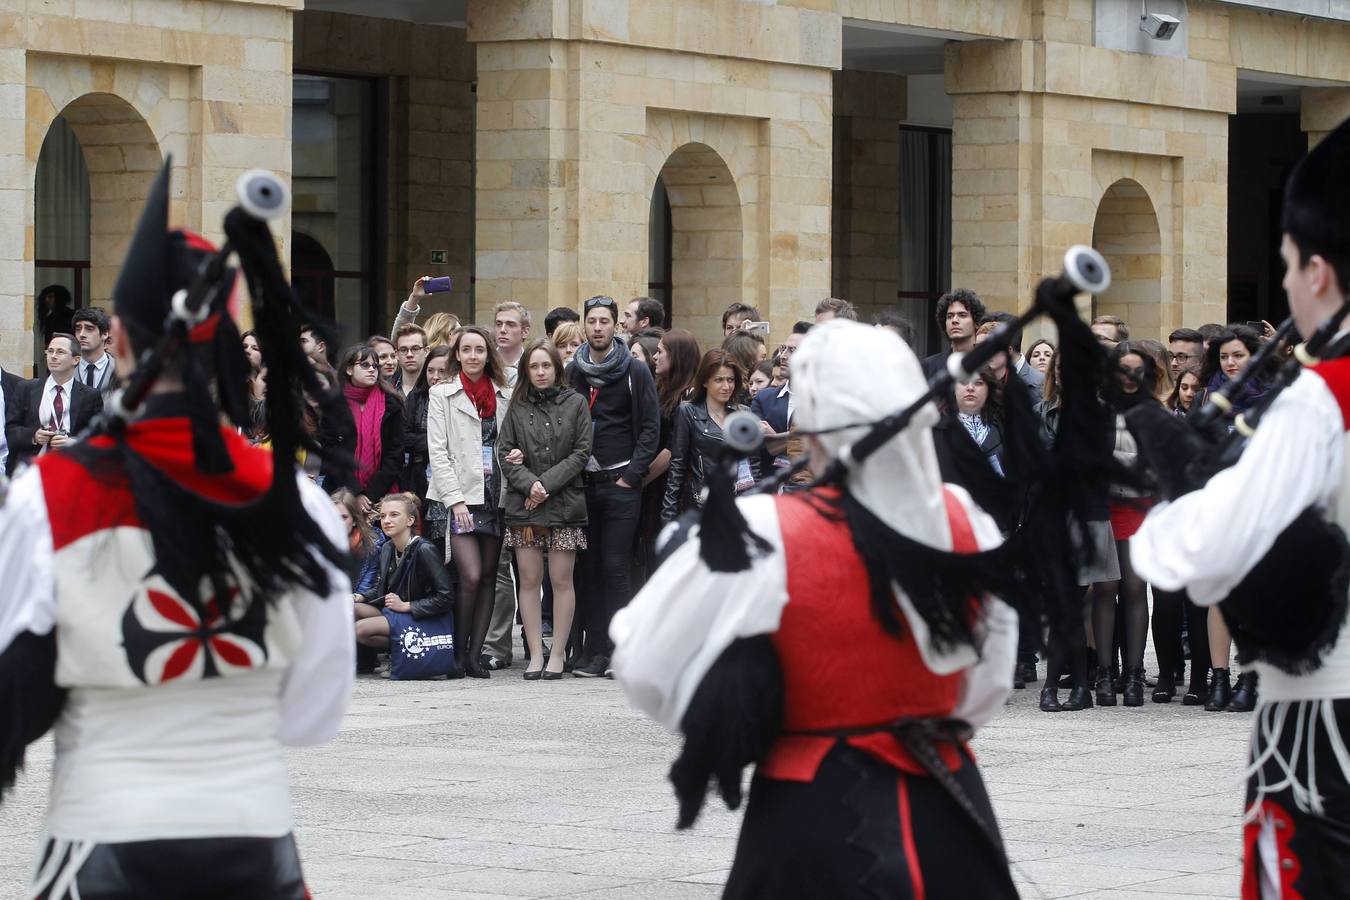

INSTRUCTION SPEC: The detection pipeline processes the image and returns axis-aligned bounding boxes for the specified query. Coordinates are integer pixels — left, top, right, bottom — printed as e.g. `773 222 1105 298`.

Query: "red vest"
760 488 979 782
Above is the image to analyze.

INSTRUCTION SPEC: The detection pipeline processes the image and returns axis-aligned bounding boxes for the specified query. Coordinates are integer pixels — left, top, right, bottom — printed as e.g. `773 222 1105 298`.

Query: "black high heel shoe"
1204 668 1231 711
523 668 543 681
1152 672 1175 703
1227 671 1259 712
1039 687 1062 712
1182 668 1208 705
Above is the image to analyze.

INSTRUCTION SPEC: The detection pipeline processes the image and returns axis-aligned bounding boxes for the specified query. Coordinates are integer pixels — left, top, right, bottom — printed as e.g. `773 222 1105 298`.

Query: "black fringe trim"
670 636 783 829
1223 508 1350 676
0 632 66 801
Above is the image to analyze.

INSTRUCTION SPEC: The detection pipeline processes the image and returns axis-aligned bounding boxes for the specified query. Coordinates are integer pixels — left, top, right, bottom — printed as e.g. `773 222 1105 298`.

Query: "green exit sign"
429 250 448 264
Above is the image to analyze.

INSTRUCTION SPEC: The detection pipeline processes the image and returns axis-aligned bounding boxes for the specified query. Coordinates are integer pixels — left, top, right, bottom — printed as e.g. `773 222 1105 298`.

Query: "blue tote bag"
378 540 460 680
382 607 458 679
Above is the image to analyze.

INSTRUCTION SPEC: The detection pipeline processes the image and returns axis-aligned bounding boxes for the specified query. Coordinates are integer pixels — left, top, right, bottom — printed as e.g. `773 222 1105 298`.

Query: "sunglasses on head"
584 296 617 313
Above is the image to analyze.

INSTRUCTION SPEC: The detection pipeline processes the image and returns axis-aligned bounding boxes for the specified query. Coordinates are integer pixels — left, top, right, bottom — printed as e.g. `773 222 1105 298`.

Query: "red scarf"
343 382 386 489
460 372 497 419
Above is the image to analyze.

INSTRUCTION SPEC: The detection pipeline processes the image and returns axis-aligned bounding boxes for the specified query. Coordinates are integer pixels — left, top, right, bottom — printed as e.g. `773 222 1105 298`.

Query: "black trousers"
1245 698 1350 898
32 834 306 899
724 745 1018 899
579 480 641 657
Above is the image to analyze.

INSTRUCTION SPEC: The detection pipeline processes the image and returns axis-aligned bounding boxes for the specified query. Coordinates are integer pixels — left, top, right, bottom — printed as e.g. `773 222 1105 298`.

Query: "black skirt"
723 744 1019 900
32 833 307 899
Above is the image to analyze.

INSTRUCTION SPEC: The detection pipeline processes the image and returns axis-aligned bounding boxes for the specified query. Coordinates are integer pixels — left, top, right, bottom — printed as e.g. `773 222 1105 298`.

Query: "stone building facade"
5 0 1350 372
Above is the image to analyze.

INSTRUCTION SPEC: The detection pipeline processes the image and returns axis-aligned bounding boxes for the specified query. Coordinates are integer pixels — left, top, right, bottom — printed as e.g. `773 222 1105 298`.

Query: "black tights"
1151 588 1187 682
1090 540 1148 672
451 532 503 674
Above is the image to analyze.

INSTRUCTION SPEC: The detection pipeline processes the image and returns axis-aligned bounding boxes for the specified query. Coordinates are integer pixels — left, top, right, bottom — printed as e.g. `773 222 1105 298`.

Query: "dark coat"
662 399 761 522
320 389 405 500
564 352 661 486
932 414 1015 531
361 536 452 619
497 387 592 528
4 377 104 475
403 388 431 501
0 370 19 476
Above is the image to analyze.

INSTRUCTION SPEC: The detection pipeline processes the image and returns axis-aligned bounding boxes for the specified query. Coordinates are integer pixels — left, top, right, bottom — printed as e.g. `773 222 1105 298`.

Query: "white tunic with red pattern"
0 423 354 843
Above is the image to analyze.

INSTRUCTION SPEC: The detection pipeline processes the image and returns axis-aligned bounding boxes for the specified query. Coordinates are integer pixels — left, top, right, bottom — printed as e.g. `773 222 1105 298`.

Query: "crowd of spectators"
2 277 1279 705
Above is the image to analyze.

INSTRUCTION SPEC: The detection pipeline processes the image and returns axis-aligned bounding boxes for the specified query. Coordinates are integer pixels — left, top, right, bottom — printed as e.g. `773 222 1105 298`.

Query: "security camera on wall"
1139 11 1180 40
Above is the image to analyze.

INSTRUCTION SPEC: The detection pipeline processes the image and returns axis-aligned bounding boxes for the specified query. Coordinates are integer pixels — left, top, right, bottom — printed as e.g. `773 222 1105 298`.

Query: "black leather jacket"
360 537 452 618
662 399 760 522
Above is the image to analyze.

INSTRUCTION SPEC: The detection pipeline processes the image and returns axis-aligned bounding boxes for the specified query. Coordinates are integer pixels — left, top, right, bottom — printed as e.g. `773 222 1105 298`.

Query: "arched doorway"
292 231 337 320
34 115 91 370
1091 179 1162 334
32 93 162 368
650 142 744 348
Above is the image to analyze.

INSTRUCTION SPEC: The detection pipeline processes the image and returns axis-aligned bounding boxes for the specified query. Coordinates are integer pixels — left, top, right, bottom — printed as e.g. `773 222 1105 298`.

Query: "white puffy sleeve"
941 484 1018 732
610 495 789 733
0 469 57 653
278 476 355 746
1131 371 1343 606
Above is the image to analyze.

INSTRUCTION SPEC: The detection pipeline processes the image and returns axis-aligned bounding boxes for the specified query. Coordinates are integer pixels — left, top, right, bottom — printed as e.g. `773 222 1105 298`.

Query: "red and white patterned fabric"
0 420 355 845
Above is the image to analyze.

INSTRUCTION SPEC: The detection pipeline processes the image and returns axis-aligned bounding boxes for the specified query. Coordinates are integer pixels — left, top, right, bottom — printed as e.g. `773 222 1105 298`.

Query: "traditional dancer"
611 271 1119 896
1131 119 1350 898
0 162 354 898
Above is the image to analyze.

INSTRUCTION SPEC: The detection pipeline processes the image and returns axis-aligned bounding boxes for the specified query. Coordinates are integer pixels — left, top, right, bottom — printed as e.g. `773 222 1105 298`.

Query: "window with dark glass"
897 125 952 355
291 73 381 339
648 176 673 326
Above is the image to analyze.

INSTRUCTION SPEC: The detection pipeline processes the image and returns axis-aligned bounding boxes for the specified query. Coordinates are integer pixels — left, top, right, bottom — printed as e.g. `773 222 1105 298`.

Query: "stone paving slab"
0 660 1249 898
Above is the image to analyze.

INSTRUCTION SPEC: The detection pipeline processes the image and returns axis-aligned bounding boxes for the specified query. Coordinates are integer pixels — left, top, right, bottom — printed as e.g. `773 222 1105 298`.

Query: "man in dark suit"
5 334 103 475
72 307 118 397
751 324 809 484
0 365 20 477
983 311 1045 407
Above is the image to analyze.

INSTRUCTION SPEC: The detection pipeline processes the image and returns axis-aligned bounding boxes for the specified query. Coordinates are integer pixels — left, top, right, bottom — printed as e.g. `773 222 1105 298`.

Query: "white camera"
1139 12 1180 41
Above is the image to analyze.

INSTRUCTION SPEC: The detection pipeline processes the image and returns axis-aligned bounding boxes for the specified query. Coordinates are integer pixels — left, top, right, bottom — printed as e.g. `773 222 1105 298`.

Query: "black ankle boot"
1039 687 1062 712
1063 684 1094 711
1227 671 1259 712
1152 672 1176 703
1122 666 1145 707
1205 668 1231 711
1095 666 1117 707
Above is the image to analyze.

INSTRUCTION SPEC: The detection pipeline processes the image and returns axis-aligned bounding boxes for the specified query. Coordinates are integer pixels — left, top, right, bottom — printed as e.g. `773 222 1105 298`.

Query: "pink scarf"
343 382 386 489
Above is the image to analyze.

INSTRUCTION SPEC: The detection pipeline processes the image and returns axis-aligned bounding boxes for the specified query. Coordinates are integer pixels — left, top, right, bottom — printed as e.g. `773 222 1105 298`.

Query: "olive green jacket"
497 387 593 528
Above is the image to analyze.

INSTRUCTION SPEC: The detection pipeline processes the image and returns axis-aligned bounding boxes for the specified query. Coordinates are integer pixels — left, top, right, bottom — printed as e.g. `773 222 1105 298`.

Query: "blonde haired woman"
423 312 461 349
427 325 513 678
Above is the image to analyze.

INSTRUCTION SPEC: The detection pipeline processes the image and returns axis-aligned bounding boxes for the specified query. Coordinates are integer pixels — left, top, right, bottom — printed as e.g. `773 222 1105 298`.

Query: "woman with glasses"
330 345 406 517
427 325 513 678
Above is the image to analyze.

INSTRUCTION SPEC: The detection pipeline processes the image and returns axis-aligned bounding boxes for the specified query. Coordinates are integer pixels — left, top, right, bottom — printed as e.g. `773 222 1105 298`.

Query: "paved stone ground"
0 654 1250 899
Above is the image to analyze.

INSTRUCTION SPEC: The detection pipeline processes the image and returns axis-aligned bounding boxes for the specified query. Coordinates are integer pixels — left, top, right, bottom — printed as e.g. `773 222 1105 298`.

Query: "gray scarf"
573 340 632 387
